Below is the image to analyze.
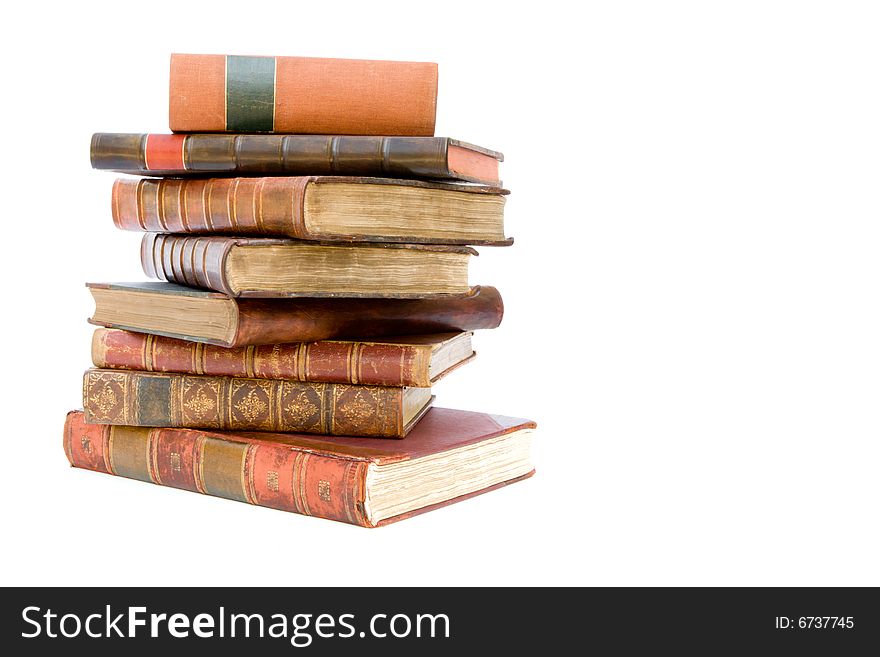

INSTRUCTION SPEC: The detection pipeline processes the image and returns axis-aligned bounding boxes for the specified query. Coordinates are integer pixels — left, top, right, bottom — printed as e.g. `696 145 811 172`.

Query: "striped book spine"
65 411 371 526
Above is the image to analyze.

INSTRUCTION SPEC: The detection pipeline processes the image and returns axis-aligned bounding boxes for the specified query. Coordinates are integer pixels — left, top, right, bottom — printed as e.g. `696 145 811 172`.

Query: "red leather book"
111 176 511 247
64 408 536 527
92 328 475 388
87 282 503 347
169 54 438 136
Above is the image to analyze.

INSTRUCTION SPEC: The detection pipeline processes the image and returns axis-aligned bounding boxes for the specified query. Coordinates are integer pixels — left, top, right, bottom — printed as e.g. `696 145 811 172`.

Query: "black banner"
1 587 877 654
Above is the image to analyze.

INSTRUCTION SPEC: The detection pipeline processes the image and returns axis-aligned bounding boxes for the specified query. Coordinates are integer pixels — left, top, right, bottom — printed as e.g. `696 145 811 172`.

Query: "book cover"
64 408 536 527
87 282 504 347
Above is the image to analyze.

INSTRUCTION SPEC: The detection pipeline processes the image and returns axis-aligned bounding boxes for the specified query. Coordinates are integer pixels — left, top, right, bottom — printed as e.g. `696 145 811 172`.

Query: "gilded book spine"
92 328 434 387
82 369 419 438
64 411 371 526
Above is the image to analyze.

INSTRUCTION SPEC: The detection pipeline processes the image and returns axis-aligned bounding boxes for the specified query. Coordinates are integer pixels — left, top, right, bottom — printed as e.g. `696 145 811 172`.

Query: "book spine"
90 133 147 170
141 233 236 296
92 328 433 387
112 177 309 238
90 134 504 183
64 411 371 526
169 54 437 136
186 135 453 177
83 369 410 438
236 135 452 178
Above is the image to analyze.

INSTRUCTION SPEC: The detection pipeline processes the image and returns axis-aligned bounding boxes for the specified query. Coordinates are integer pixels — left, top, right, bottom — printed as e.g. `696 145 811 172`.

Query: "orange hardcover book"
170 54 438 136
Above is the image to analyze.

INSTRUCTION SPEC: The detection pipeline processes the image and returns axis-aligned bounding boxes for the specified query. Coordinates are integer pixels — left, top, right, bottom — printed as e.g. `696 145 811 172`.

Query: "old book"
90 134 502 185
87 282 503 347
82 369 431 438
112 177 511 247
64 408 536 526
92 328 474 388
170 54 437 136
140 234 475 298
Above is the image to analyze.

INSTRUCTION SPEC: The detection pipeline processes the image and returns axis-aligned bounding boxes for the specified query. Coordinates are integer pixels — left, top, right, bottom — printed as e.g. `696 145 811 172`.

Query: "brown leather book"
91 134 502 185
170 54 437 136
64 408 536 526
92 328 475 387
87 282 503 347
140 234 476 298
112 177 512 247
82 369 432 438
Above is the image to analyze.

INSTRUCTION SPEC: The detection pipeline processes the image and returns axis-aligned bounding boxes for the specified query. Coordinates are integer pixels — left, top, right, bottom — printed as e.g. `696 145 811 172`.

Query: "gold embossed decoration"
90 385 117 415
318 480 331 502
230 379 273 429
85 371 127 422
267 470 280 492
80 436 92 454
264 344 285 379
234 388 269 424
181 378 222 427
169 452 182 472
284 390 318 424
183 387 216 418
339 389 377 424
280 382 323 431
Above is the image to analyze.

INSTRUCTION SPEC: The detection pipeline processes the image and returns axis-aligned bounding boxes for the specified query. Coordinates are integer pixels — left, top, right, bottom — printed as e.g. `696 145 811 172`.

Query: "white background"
1 0 878 586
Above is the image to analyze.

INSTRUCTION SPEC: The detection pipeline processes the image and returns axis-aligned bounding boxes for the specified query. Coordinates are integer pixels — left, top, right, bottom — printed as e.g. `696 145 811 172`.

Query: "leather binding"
169 54 438 136
90 134 503 185
87 282 504 347
140 233 478 298
64 408 536 527
92 328 475 388
82 368 431 438
111 176 513 247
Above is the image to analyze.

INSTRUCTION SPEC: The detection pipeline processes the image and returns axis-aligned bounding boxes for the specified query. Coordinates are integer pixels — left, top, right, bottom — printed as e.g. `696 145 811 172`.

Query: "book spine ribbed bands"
64 411 370 526
82 369 415 438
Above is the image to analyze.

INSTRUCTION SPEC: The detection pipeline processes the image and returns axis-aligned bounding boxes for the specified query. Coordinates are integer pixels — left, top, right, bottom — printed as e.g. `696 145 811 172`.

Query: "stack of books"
65 54 536 527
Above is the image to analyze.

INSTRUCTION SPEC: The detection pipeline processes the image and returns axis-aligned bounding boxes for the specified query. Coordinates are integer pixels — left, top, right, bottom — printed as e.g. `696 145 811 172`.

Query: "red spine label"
144 134 186 171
